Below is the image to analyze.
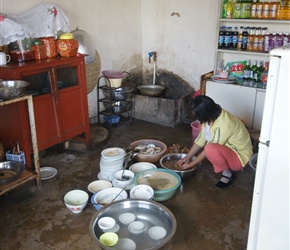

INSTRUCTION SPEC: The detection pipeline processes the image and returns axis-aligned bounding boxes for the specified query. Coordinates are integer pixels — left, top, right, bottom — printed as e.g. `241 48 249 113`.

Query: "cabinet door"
21 69 61 150
253 89 266 130
55 65 88 140
206 81 256 129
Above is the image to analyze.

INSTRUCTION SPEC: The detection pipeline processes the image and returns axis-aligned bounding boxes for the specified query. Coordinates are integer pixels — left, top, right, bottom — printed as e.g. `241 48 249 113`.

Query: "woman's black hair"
190 95 221 123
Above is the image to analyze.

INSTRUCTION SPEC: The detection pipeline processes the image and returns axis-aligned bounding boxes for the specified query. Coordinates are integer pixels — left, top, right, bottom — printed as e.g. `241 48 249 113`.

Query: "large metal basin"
0 161 25 184
103 86 133 101
0 80 30 100
137 85 166 97
89 199 176 250
159 153 200 178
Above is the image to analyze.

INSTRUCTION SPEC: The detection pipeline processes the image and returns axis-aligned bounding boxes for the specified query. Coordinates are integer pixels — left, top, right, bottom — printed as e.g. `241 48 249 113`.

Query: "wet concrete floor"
0 119 255 250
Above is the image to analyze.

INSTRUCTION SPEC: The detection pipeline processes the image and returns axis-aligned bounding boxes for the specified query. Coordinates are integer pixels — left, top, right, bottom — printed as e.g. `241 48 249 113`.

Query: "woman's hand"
179 162 195 170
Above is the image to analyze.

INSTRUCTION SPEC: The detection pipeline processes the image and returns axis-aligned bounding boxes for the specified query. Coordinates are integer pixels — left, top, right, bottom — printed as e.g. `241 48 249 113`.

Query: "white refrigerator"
247 45 290 250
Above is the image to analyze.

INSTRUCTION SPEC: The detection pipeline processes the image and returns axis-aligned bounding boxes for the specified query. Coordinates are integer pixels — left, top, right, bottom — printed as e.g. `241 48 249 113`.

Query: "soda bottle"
218 26 225 48
264 32 271 52
256 2 263 18
232 27 239 48
283 32 290 45
254 61 263 82
261 61 269 85
241 27 248 51
237 26 244 50
276 32 283 48
251 0 258 18
258 27 267 52
262 1 270 19
253 27 261 52
247 27 255 51
270 32 277 49
222 0 229 18
234 0 242 18
224 27 231 48
226 0 234 18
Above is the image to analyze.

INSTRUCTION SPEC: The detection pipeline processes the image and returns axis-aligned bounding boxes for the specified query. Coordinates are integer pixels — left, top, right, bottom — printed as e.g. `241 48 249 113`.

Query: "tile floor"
0 119 255 250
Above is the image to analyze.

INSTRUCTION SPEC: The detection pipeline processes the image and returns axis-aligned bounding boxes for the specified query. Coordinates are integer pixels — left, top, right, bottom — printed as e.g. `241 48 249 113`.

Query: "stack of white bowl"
99 147 125 181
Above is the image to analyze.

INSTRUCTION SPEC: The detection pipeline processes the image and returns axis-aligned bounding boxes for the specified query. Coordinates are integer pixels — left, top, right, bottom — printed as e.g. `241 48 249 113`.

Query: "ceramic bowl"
119 212 136 225
113 169 135 187
113 238 136 250
98 217 116 231
64 189 89 213
99 232 119 247
130 184 154 200
134 169 181 201
101 147 125 161
129 162 157 174
129 139 167 163
93 187 128 206
87 180 112 193
128 221 145 234
148 226 167 240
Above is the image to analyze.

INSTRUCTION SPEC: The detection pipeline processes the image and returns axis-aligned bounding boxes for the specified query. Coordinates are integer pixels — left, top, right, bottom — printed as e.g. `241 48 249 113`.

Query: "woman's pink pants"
204 143 243 173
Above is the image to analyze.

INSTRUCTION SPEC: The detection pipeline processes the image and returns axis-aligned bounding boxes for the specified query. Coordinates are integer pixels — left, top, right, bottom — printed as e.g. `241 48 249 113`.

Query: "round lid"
60 33 74 40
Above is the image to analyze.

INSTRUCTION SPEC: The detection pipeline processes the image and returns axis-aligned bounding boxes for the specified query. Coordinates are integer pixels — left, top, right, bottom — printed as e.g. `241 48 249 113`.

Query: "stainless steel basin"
137 85 166 97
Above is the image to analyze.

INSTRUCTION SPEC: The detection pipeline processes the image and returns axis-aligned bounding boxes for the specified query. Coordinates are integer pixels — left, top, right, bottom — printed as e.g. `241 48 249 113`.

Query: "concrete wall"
1 0 218 121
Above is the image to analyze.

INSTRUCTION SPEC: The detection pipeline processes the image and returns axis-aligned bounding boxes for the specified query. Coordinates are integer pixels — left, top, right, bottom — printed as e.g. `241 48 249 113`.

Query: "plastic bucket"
191 121 201 142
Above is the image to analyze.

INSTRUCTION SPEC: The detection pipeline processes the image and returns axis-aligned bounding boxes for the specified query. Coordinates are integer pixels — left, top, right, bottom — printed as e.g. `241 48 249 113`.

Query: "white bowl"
148 226 167 240
87 180 112 193
113 170 135 187
129 162 157 174
101 148 125 161
128 221 145 234
98 217 116 230
93 187 128 205
113 238 136 250
64 189 89 213
119 212 136 225
130 184 154 200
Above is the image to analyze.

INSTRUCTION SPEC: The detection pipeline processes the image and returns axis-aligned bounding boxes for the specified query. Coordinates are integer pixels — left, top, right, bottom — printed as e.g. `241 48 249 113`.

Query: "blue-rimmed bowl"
133 168 181 201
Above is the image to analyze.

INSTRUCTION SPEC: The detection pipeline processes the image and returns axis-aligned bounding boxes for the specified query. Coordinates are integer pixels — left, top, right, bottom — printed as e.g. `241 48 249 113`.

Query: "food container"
31 41 47 60
57 33 79 57
8 38 33 62
134 168 181 201
40 36 57 58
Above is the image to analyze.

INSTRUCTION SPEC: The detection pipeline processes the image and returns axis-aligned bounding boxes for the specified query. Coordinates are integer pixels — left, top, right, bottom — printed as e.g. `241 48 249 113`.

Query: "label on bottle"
241 3 251 18
234 3 242 18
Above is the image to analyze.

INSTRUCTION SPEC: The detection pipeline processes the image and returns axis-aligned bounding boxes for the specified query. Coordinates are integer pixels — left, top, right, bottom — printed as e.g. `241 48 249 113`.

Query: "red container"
191 121 201 142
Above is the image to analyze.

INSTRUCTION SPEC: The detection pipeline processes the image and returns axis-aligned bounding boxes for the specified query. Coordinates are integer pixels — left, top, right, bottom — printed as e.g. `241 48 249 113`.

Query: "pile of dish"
99 147 125 181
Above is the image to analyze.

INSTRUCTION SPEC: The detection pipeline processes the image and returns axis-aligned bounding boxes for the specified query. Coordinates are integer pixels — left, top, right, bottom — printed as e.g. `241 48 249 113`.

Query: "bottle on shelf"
218 26 226 48
234 0 242 18
241 0 252 19
283 32 290 45
226 0 234 18
254 60 264 82
251 0 258 19
269 1 279 19
262 1 270 19
222 0 229 18
250 59 257 80
232 27 239 48
247 27 255 51
276 32 284 48
243 59 251 79
241 27 248 50
253 27 261 51
269 32 277 50
256 1 263 19
264 32 271 52
261 61 269 84
224 27 231 48
237 26 244 50
257 27 267 52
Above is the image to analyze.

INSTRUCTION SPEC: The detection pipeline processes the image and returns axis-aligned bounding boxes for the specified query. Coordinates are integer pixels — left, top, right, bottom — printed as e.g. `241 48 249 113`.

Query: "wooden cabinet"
0 56 91 168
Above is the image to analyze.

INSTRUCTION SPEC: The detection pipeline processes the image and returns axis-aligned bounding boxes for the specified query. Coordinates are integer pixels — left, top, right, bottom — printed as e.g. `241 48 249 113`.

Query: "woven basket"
85 50 101 94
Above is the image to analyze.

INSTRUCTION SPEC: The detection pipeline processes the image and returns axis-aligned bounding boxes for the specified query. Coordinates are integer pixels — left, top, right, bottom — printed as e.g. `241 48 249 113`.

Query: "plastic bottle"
253 27 261 52
276 32 284 48
247 27 255 51
218 26 226 48
283 32 290 45
264 32 271 52
251 0 258 18
261 61 269 84
224 27 231 48
269 32 277 49
232 27 239 48
222 0 229 18
237 26 244 50
226 0 234 18
262 1 270 19
241 27 248 50
258 27 267 52
234 0 242 18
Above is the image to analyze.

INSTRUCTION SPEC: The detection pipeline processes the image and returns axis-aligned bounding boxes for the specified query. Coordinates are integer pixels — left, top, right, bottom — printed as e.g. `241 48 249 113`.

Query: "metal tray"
89 199 176 250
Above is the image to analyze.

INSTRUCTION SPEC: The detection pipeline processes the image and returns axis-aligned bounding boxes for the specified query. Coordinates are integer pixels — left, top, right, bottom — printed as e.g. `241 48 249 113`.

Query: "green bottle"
222 0 229 18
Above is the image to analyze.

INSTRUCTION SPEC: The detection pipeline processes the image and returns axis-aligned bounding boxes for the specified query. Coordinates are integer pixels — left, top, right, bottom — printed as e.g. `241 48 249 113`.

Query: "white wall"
1 0 218 120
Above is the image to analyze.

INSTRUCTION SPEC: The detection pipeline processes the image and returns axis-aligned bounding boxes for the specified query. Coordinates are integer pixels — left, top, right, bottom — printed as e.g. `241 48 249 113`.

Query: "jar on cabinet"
39 37 57 58
31 41 47 60
57 33 79 57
